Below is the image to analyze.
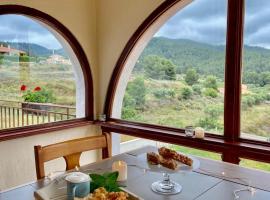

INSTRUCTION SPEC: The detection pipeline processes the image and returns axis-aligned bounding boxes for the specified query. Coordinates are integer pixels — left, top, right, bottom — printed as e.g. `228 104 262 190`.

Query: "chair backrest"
34 134 111 179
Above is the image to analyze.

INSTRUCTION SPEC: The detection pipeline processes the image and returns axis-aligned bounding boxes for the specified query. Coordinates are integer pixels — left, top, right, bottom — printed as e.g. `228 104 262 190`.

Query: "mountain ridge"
137 37 270 77
0 41 66 57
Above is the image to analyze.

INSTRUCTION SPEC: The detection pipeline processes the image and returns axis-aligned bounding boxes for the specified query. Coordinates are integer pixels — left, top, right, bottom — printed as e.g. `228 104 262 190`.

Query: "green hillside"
136 37 270 78
122 37 270 137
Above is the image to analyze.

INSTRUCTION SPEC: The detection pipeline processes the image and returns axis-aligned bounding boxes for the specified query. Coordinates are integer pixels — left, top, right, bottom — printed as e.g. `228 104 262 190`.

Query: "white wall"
96 0 164 154
96 0 164 113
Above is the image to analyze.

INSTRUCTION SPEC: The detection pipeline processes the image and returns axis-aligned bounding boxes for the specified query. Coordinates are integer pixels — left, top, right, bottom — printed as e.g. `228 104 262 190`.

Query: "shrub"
153 88 175 99
266 93 270 101
22 87 55 103
185 68 199 86
204 75 218 90
242 93 269 109
126 76 146 109
19 55 30 62
198 117 222 130
198 105 222 130
167 89 176 98
245 95 256 107
123 93 136 107
180 87 193 100
192 84 202 95
253 93 264 104
204 88 218 98
242 96 255 110
143 55 176 80
205 105 223 119
243 71 270 86
153 89 167 98
121 107 137 119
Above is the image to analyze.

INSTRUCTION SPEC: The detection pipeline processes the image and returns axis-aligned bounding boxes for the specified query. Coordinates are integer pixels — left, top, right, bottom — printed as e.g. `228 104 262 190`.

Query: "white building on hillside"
46 54 71 65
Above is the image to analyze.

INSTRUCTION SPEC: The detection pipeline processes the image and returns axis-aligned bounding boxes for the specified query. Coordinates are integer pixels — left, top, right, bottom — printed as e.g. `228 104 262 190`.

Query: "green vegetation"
89 171 121 193
22 87 55 103
125 76 146 109
121 37 270 173
143 55 176 80
122 37 270 138
185 68 199 86
203 88 218 98
204 75 218 90
180 87 193 100
243 71 270 86
0 62 76 105
172 145 270 172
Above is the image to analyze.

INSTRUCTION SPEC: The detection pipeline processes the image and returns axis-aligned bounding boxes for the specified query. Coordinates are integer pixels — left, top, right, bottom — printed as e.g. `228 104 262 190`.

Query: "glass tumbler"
185 126 194 137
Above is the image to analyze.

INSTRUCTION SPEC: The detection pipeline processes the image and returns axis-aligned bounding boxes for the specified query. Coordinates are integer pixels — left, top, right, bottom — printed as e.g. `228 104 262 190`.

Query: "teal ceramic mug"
65 172 91 200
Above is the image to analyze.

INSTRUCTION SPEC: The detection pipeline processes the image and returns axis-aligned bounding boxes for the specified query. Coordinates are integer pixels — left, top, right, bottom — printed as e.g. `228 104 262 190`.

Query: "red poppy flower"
34 86 41 91
20 85 27 91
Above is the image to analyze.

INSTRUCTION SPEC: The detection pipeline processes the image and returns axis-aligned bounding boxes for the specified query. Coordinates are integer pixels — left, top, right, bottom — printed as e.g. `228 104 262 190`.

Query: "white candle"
195 127 205 139
112 161 127 181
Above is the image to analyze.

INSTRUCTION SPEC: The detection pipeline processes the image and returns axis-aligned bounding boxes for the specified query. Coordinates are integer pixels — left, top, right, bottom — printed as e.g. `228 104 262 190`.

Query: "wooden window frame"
0 5 94 141
103 0 270 164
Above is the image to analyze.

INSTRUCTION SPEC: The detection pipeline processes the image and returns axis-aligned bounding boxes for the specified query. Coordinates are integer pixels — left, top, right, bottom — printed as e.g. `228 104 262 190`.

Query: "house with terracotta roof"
0 44 26 56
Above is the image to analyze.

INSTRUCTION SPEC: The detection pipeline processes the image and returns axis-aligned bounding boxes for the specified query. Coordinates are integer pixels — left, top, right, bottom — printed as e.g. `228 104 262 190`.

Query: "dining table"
1 145 270 200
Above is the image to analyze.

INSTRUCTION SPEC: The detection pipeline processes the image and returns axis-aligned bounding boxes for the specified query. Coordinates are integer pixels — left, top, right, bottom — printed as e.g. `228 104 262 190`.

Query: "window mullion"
223 0 245 163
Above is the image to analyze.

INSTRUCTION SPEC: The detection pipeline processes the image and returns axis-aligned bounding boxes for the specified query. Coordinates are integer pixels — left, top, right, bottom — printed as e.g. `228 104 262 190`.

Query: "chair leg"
102 132 112 159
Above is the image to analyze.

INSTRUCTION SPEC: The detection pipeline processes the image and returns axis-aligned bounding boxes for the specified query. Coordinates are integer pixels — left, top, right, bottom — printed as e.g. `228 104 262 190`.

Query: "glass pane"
121 0 227 135
170 145 221 161
240 158 270 172
120 135 221 160
0 14 82 130
241 1 270 141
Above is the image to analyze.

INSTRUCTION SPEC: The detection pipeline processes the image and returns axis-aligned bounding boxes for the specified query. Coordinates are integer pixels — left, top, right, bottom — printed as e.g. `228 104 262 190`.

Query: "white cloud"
155 0 270 48
0 14 61 49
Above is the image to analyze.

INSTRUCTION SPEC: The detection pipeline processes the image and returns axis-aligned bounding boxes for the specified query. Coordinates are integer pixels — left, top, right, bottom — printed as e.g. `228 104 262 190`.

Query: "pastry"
147 152 160 165
159 157 178 170
158 147 175 159
158 147 193 166
80 187 129 200
173 152 193 166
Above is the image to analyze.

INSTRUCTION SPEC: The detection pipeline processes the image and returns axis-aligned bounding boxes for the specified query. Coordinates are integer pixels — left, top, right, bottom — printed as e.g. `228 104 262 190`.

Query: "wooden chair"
34 134 111 179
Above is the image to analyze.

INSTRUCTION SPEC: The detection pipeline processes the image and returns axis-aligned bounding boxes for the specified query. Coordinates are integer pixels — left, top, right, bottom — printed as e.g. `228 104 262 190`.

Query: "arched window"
106 0 227 148
104 0 270 169
0 6 93 139
120 0 227 135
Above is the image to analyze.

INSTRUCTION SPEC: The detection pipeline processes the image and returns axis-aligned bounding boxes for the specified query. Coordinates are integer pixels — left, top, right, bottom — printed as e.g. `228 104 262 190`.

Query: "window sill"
0 118 93 142
99 118 270 163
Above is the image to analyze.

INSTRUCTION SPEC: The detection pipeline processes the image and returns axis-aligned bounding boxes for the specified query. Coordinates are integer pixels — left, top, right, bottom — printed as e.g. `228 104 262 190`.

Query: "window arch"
0 5 93 140
105 0 183 117
103 0 270 167
110 0 227 135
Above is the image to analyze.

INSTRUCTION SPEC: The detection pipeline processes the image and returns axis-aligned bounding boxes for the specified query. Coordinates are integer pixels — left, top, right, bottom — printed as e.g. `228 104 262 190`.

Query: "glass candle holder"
98 114 106 122
194 127 205 139
185 126 194 137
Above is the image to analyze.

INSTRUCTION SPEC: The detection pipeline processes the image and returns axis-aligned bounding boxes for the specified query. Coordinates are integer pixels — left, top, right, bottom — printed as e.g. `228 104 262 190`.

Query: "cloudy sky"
0 14 62 49
1 1 270 49
155 0 270 49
